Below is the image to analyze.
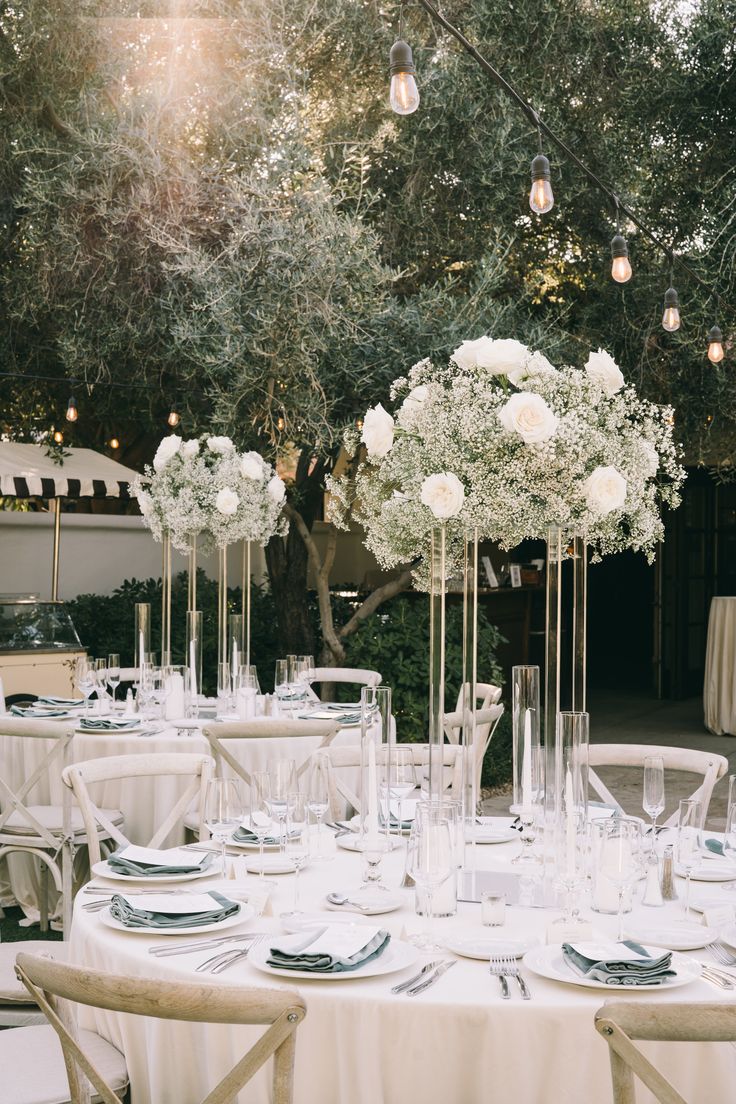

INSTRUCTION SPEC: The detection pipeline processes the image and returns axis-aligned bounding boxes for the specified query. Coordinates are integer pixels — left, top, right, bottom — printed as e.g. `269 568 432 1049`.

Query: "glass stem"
650 815 658 853
221 838 227 877
617 888 625 941
259 837 265 880
685 871 692 920
426 886 435 946
294 865 300 912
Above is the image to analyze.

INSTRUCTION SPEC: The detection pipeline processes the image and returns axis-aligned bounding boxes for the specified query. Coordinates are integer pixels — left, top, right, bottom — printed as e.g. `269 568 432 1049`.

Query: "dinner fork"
195 935 266 974
489 956 510 999
501 955 531 1000
709 941 736 967
149 932 266 957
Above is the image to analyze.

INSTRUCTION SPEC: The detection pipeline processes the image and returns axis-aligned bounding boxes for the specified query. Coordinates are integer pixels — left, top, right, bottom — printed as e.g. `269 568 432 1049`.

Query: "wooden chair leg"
39 860 49 933
61 843 73 939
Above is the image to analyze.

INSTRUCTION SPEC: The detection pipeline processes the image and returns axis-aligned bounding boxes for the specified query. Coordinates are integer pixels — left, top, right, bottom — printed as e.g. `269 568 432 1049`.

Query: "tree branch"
285 503 345 664
338 568 414 642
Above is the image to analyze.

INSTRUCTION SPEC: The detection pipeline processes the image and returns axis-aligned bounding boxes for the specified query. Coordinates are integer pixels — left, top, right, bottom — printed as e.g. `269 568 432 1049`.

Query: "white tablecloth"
0 719 359 921
704 596 736 735
67 834 736 1104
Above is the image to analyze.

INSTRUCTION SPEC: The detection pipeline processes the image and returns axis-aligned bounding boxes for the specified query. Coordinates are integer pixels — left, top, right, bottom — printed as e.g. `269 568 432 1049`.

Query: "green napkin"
11 705 70 717
39 696 84 707
562 942 674 986
78 717 140 731
107 851 213 877
109 890 239 929
233 825 281 846
267 925 390 973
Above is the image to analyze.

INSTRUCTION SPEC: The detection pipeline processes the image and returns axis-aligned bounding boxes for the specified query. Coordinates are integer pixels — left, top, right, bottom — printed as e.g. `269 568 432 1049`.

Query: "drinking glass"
234 666 258 720
250 771 273 880
274 660 290 710
291 657 310 705
217 662 232 715
268 759 297 852
107 654 121 706
643 755 665 849
94 658 108 710
204 779 244 875
284 792 309 916
723 803 736 886
384 747 416 831
307 758 330 860
676 798 702 920
74 657 95 716
298 655 315 682
599 818 641 940
407 805 454 951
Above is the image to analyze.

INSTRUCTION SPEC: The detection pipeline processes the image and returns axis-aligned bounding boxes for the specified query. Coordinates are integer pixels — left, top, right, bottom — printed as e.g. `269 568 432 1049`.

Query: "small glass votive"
481 891 506 927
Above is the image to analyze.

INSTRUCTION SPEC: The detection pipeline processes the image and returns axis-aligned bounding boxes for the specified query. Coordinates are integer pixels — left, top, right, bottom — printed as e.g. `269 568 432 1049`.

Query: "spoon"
326 893 373 912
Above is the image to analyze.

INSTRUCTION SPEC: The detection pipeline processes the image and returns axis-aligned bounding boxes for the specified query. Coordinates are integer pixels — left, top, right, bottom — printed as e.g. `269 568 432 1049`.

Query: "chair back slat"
0 721 75 842
319 743 463 819
202 721 340 790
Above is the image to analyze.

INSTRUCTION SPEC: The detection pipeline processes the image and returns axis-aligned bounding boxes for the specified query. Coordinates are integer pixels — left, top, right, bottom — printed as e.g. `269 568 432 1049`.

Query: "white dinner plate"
91 859 220 884
690 893 736 914
324 893 402 916
465 828 518 845
622 922 719 951
227 837 282 852
244 855 298 875
99 903 254 937
676 864 736 882
522 945 701 991
715 923 736 951
443 932 538 960
248 936 419 981
77 721 142 734
281 912 374 934
337 835 398 853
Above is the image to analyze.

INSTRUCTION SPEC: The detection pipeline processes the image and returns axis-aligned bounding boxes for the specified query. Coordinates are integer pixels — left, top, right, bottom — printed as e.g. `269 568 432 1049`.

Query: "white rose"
137 490 152 515
585 348 625 397
361 403 395 458
640 441 659 479
207 435 235 455
267 475 286 503
583 465 627 515
507 350 557 386
475 337 530 378
241 451 265 480
215 487 239 516
180 439 200 460
152 434 181 472
451 337 486 370
397 385 429 428
499 392 558 445
420 472 465 519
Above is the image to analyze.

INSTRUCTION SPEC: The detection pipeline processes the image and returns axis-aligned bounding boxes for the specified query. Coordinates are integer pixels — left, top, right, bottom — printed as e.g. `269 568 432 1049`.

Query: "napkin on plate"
38 696 84 707
298 710 361 724
106 845 213 877
267 924 390 972
78 717 140 731
109 890 239 929
562 941 675 985
11 705 71 718
233 823 281 846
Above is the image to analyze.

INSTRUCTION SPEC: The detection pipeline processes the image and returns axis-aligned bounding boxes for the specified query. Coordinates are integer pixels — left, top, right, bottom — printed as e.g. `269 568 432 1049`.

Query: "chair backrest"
587 744 728 827
201 720 340 788
595 999 736 1104
442 705 504 799
318 743 463 819
16 951 306 1104
309 667 381 692
61 752 215 866
0 718 76 848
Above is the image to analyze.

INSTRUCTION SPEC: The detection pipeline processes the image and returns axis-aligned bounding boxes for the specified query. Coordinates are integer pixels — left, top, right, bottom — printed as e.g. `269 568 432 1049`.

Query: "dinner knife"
405 959 456 996
391 960 441 994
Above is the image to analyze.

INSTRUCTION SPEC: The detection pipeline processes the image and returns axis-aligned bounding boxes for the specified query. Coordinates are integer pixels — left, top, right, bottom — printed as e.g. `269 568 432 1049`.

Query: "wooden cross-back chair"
61 752 214 867
202 719 340 789
306 667 382 701
317 743 464 820
587 744 728 827
443 682 504 798
0 718 123 934
595 1000 736 1104
14 951 306 1104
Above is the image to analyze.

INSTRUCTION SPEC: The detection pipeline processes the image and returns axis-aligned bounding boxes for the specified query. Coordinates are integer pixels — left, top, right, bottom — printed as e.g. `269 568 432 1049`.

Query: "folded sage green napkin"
233 824 281 846
39 696 84 707
267 924 390 973
78 717 140 731
298 711 361 725
107 846 213 877
562 941 674 986
109 890 239 929
11 705 70 718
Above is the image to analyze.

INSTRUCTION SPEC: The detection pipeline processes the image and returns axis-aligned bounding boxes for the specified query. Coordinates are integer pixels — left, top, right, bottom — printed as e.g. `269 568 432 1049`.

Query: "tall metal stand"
187 535 198 614
161 531 172 665
217 545 228 669
242 540 252 668
461 529 480 866
428 525 447 805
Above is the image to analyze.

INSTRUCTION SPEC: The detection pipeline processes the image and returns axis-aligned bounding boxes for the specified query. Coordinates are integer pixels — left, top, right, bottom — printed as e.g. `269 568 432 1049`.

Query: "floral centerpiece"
134 434 287 552
327 337 685 586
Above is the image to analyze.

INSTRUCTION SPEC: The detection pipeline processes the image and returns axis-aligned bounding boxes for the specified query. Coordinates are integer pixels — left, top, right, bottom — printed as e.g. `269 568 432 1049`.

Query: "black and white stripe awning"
0 443 138 500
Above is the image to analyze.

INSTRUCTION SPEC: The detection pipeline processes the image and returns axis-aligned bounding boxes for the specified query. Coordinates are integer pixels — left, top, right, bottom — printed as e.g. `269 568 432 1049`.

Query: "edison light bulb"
662 287 681 332
610 234 632 283
529 154 554 215
53 430 63 444
707 325 724 363
65 396 78 423
389 40 419 116
109 437 120 450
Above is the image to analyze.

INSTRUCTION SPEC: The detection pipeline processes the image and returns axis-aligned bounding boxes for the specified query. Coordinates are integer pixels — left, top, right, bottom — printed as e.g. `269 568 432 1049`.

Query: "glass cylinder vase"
228 614 244 684
460 529 479 850
187 535 198 614
242 540 252 669
134 602 151 673
161 531 172 666
555 711 590 886
217 545 228 669
428 524 447 807
186 610 203 704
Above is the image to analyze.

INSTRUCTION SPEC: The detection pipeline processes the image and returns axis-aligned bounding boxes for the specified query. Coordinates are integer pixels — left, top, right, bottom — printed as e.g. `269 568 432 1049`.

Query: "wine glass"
268 759 297 853
643 755 665 849
250 771 273 880
407 805 454 951
283 792 310 917
274 660 290 712
217 662 231 716
307 758 330 860
106 654 121 707
384 747 417 832
94 658 108 711
599 818 640 941
204 779 244 875
676 798 702 920
74 657 95 716
722 802 736 889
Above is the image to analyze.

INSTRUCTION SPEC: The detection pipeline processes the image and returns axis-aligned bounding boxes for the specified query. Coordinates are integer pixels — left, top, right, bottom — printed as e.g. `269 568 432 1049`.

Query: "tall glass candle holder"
228 614 244 688
553 711 590 929
511 665 543 866
356 685 393 897
134 603 151 673
186 610 203 707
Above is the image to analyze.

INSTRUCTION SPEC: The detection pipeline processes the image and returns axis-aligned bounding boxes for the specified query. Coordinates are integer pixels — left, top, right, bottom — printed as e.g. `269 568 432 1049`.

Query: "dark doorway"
587 550 655 692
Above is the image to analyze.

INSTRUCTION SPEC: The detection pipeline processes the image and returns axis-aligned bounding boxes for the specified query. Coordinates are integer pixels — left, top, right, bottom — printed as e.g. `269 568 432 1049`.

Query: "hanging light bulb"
276 414 285 431
65 396 78 423
662 287 681 332
389 39 420 116
610 234 632 283
529 154 554 214
167 406 180 428
707 324 725 364
109 436 120 450
52 429 64 445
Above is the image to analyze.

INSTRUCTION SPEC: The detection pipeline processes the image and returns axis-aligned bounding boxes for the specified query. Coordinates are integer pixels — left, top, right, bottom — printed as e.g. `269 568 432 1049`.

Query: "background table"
704 596 736 735
68 832 736 1104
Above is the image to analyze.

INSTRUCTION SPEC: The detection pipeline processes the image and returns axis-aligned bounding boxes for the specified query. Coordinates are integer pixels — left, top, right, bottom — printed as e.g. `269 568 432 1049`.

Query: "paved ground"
482 690 736 829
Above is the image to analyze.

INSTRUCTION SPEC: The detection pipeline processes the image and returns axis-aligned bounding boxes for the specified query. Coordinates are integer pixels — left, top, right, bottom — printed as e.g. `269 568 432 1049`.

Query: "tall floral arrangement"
327 338 685 586
133 434 287 552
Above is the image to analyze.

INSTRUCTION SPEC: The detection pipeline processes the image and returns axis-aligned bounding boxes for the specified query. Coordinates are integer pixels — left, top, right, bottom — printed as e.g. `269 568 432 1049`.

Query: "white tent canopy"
0 442 139 500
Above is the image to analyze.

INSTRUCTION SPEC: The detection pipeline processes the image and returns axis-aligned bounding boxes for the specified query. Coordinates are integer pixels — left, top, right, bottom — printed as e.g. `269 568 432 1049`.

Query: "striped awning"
0 443 139 500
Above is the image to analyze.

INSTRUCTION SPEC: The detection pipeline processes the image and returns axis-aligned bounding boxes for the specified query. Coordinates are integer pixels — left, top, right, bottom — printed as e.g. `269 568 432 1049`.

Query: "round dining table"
67 828 736 1104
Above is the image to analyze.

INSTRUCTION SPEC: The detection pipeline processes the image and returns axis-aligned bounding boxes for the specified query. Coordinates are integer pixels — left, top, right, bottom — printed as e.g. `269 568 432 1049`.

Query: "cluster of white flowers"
133 435 288 553
327 339 685 586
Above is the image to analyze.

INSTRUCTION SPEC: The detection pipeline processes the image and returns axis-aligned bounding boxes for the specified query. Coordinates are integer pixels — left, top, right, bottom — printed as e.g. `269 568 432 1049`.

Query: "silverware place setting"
194 934 267 974
148 931 267 957
489 955 531 1000
391 960 442 994
401 959 456 996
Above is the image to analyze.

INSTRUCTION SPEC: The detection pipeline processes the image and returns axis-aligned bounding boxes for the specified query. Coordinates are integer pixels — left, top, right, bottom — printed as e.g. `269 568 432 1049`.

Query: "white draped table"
0 718 360 921
68 834 736 1104
704 596 736 735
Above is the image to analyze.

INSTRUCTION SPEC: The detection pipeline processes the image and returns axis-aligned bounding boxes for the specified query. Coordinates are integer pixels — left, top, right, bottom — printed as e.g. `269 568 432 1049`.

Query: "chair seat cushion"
1 806 124 836
0 942 69 1003
183 809 201 833
1 1023 128 1104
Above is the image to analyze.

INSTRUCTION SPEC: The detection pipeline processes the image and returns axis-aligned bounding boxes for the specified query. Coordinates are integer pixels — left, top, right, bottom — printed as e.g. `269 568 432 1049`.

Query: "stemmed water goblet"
643 755 665 850
94 658 108 712
250 771 273 880
204 778 244 876
676 798 702 920
217 662 232 716
74 657 95 716
106 654 121 707
307 757 330 860
283 792 310 917
383 747 416 832
407 805 454 951
599 818 641 941
268 759 297 853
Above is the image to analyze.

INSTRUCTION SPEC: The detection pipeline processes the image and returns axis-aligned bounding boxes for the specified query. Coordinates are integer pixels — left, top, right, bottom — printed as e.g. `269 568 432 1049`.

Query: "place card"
546 919 593 944
702 904 735 928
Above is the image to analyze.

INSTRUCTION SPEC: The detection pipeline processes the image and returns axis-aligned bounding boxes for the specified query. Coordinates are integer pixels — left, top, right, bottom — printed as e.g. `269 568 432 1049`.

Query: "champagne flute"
599 818 640 941
307 758 330 860
268 759 297 853
284 792 309 916
107 653 121 707
250 771 273 880
676 798 702 920
643 755 665 850
407 806 453 951
94 658 108 711
204 779 244 876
